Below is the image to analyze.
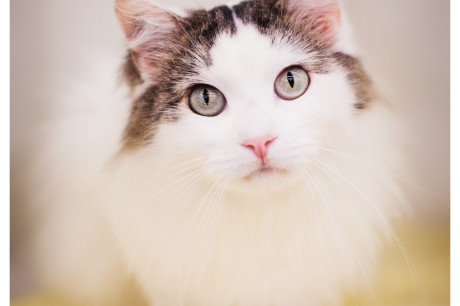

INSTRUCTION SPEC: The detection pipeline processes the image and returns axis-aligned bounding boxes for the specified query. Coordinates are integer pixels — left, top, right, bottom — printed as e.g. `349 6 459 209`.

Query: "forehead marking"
121 1 373 150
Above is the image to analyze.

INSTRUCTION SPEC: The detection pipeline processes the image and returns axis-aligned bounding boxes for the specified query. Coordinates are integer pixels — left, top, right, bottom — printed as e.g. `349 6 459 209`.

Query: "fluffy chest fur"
104 140 399 305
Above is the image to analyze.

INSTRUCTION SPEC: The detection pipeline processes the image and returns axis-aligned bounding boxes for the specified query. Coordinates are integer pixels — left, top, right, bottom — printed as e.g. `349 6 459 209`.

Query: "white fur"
28 11 406 306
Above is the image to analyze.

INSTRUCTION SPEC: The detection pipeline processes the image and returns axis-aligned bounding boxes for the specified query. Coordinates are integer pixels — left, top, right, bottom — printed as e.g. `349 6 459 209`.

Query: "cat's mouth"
243 164 287 181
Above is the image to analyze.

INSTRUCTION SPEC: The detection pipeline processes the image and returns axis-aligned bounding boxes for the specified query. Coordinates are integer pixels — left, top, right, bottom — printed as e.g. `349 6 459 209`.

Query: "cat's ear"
115 0 180 82
281 0 343 47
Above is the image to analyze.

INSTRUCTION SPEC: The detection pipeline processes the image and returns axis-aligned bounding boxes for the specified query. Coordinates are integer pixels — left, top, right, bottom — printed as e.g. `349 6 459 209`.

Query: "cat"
28 0 407 305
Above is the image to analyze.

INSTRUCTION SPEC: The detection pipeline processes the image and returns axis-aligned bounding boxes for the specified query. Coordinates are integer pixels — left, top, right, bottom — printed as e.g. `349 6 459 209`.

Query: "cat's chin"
243 164 287 181
223 163 298 195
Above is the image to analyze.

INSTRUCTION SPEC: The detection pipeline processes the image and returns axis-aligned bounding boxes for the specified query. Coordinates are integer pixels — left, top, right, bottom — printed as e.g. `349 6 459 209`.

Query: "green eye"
274 66 310 100
189 85 226 116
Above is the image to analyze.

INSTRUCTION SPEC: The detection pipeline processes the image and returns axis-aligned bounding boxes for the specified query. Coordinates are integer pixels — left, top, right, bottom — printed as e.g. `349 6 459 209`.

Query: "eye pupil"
287 71 295 88
190 85 226 117
203 89 209 104
275 66 309 100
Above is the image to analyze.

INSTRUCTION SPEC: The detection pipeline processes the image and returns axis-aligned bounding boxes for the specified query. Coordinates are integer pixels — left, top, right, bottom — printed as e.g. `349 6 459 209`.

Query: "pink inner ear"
284 0 341 45
115 0 178 81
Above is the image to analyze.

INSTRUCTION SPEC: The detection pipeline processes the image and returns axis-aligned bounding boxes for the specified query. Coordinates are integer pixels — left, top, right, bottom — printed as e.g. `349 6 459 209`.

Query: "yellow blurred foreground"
12 222 449 306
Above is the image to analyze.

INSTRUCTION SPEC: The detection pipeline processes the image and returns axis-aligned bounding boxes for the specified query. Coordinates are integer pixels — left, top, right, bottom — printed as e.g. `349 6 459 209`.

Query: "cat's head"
115 0 373 193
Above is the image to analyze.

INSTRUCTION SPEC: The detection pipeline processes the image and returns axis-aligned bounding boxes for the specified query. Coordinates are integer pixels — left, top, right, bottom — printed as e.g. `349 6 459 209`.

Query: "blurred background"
11 0 450 304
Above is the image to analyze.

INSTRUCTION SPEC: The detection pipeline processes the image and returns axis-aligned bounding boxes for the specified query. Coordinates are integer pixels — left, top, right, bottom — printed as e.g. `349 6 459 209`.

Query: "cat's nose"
242 134 276 162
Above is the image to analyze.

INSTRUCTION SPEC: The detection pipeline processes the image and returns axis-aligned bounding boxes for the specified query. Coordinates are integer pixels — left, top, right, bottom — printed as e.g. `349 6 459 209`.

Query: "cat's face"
116 0 372 192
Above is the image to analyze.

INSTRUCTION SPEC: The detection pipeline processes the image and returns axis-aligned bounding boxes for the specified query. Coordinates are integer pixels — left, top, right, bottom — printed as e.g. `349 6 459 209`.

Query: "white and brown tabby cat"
30 0 407 305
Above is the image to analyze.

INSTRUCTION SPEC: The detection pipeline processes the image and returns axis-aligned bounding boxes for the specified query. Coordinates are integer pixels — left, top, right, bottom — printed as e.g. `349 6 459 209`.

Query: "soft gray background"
11 0 450 298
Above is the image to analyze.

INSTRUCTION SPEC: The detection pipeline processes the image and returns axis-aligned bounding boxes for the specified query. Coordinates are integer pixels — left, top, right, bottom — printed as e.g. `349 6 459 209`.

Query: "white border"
451 0 457 305
2 0 11 304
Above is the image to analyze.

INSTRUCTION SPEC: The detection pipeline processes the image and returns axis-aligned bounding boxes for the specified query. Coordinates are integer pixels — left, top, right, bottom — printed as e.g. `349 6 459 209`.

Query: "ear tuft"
282 0 342 46
115 0 179 81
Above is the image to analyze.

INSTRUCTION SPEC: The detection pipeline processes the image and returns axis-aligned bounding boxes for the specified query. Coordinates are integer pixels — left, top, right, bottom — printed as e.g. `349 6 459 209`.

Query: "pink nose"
242 134 276 162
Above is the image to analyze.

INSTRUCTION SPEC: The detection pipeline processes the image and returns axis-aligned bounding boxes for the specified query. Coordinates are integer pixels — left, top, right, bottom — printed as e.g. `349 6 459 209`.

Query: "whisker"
312 156 419 305
306 162 379 303
316 146 446 201
177 174 224 306
96 166 208 263
130 166 208 224
152 168 208 218
199 183 226 258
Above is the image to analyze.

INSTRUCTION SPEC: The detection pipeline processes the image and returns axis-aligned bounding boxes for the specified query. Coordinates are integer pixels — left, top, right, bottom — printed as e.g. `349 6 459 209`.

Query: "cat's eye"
274 66 310 100
189 85 226 117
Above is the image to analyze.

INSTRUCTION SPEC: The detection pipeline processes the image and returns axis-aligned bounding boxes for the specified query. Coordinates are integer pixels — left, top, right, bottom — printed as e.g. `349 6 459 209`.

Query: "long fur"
26 1 407 305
